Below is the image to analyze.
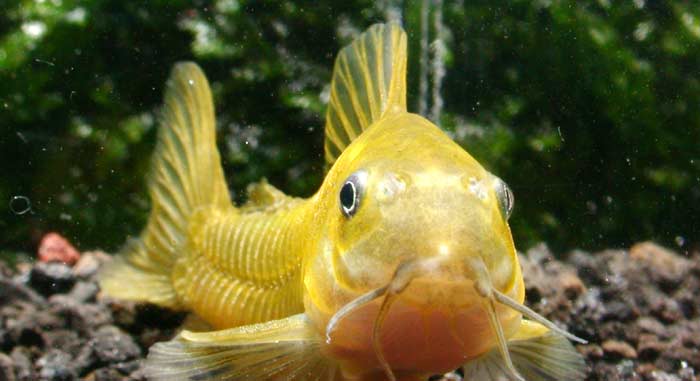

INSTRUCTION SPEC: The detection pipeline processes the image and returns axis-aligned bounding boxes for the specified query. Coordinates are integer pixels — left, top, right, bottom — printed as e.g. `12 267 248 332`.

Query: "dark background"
2 0 699 259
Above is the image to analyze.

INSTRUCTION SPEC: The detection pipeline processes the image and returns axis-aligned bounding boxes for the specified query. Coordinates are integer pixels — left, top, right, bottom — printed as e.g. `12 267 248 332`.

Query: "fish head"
318 112 518 302
305 111 524 371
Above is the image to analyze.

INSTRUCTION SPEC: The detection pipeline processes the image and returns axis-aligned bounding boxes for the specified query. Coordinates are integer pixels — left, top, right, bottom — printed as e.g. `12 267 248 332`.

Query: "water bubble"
9 195 32 215
188 79 195 86
675 236 686 247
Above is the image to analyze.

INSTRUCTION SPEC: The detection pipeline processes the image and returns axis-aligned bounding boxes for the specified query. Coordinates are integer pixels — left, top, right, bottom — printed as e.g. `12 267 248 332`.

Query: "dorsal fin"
324 22 408 166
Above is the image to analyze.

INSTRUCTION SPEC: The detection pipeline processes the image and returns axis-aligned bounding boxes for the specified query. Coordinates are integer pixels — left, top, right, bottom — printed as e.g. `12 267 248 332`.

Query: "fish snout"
387 247 489 309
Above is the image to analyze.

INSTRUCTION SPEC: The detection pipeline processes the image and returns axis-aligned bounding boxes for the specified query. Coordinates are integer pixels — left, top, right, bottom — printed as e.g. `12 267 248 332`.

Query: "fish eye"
339 171 366 218
494 178 514 220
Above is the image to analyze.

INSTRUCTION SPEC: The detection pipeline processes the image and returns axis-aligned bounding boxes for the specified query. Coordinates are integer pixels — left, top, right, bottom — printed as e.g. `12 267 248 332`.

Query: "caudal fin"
100 63 231 307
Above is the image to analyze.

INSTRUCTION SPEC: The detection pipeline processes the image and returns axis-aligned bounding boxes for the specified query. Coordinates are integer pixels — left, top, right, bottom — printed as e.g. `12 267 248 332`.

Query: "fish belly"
319 299 521 378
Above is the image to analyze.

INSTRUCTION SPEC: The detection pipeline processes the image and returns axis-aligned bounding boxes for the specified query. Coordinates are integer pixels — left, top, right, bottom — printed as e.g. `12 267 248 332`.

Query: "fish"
99 22 587 381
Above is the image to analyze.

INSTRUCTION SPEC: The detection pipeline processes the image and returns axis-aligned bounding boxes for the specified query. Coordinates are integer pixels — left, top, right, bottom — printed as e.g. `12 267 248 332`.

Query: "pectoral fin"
146 313 338 381
462 320 586 381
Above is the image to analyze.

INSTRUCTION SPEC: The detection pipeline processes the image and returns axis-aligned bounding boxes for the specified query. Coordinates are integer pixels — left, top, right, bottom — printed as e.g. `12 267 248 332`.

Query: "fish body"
100 23 586 381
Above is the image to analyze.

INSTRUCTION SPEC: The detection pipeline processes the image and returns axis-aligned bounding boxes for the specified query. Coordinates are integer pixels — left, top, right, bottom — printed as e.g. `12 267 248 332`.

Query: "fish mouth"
325 256 477 380
325 255 587 381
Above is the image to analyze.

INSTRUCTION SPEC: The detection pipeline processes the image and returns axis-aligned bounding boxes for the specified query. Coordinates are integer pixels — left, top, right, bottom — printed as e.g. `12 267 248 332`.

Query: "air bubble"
9 195 32 215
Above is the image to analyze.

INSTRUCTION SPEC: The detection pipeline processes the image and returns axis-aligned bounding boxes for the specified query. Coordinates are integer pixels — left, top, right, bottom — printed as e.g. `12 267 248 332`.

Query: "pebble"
559 271 586 298
653 298 685 323
10 347 35 381
44 329 82 353
0 261 13 277
92 367 122 381
29 262 76 296
577 343 605 359
603 299 639 322
72 251 109 279
37 232 81 266
636 317 669 338
37 349 77 381
630 241 689 289
637 334 669 360
6 313 46 348
90 325 141 364
643 370 683 381
0 353 15 381
0 278 46 306
67 281 99 303
603 339 639 359
49 295 112 334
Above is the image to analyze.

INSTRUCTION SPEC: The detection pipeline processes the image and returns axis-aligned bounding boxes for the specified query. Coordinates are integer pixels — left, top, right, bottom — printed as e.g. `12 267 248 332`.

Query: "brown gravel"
0 243 699 381
519 242 700 381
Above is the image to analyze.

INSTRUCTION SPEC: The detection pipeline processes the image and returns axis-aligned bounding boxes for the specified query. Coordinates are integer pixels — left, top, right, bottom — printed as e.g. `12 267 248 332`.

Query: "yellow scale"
100 23 587 381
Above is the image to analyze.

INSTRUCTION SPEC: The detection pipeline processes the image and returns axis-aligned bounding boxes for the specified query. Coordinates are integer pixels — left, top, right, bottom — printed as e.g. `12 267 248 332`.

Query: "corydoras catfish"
100 23 587 381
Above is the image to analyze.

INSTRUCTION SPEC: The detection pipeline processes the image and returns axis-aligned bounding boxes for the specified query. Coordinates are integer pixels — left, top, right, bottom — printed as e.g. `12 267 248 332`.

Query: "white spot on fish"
377 172 406 203
467 177 487 200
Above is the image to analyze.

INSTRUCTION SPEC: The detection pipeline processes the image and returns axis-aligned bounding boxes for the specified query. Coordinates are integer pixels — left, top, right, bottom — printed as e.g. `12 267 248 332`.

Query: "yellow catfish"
99 23 586 381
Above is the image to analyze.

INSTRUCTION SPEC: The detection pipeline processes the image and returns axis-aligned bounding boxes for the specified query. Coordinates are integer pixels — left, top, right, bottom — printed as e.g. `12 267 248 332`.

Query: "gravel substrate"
0 242 698 381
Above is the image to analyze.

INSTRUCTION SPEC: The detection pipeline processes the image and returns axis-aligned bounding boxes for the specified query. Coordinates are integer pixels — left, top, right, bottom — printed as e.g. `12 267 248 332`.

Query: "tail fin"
100 63 231 307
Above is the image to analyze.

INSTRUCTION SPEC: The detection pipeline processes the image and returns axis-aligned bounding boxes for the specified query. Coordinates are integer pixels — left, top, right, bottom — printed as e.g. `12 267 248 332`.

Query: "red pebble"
38 232 81 266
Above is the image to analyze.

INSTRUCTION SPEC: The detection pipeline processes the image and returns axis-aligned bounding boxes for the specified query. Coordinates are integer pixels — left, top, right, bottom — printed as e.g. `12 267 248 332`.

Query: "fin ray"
146 314 338 381
100 62 232 308
324 23 408 167
462 321 586 381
